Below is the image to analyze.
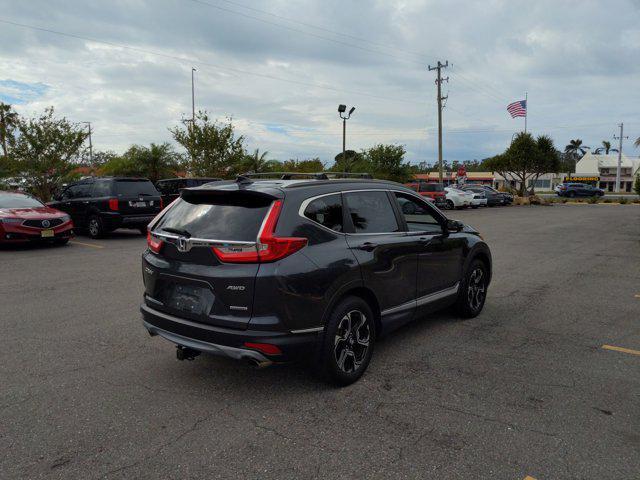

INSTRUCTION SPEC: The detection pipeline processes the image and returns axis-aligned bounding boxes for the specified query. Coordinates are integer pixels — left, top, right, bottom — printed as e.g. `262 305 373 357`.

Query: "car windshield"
0 192 44 209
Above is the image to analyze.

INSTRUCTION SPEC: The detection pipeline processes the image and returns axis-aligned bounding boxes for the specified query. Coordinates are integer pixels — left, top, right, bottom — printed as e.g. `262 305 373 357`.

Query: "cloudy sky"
0 0 639 165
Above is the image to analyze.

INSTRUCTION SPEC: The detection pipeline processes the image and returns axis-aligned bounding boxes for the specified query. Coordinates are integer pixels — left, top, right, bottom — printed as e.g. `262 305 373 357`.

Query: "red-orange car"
0 191 74 245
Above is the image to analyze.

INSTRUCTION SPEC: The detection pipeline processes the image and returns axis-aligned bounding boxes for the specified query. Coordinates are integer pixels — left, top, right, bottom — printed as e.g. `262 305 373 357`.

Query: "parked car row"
405 182 514 210
556 183 605 197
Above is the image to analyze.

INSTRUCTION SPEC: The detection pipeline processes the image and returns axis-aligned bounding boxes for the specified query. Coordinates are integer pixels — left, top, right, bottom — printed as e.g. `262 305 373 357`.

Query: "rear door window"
74 182 93 198
114 179 159 197
155 197 271 242
303 194 343 232
344 191 399 234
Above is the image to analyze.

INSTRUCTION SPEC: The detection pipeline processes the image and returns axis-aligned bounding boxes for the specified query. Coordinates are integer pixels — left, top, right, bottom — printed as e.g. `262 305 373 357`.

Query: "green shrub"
603 198 612 203
587 196 599 204
619 197 628 204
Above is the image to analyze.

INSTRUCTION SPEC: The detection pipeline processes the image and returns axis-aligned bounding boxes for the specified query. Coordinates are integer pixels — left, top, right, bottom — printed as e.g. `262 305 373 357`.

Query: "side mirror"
446 219 464 233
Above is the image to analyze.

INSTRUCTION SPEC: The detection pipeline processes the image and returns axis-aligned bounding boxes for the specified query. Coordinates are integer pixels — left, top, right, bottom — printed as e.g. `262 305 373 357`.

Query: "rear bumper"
140 303 321 363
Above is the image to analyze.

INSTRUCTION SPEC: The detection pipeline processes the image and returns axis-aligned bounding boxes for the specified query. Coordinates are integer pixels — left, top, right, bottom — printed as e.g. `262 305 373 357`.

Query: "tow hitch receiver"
176 345 201 361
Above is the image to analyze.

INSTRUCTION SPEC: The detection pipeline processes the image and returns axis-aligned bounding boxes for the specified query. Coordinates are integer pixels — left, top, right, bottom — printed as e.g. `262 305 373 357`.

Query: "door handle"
356 242 377 252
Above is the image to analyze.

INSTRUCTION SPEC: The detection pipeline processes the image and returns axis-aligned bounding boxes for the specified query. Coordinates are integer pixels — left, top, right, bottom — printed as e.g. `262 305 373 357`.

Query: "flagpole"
524 92 528 133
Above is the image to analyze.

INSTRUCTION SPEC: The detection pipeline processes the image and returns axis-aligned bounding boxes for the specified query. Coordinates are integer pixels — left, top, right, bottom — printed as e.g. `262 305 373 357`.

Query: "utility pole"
191 67 197 127
613 123 628 193
428 61 449 183
83 122 93 165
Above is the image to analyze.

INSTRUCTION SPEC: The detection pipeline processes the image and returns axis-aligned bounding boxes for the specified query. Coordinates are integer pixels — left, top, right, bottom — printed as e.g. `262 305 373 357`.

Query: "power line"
186 0 511 104
0 18 419 105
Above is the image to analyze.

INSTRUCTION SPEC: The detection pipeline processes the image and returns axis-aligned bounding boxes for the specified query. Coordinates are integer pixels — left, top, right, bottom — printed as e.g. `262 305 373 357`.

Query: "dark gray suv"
140 177 492 385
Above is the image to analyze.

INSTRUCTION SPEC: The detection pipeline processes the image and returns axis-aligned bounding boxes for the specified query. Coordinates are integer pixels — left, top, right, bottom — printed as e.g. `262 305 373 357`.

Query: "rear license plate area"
130 201 147 207
166 283 206 315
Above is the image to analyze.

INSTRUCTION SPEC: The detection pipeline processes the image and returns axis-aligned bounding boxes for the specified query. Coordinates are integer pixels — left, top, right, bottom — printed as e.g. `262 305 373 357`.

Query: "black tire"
471 205 479 209
455 259 488 318
87 215 105 239
568 191 576 198
446 199 455 210
317 296 375 386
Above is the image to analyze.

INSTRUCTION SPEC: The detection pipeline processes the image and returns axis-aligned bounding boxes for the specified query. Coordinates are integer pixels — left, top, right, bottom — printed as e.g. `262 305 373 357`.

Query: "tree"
101 143 182 182
332 150 364 173
11 107 87 201
170 111 245 177
485 132 560 196
360 144 412 183
593 140 618 155
634 137 640 149
0 103 19 176
282 158 325 172
242 148 270 173
563 138 588 173
634 174 640 196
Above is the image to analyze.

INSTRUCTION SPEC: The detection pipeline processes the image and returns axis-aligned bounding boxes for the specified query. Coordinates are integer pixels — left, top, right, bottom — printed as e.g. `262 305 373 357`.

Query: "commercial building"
574 152 640 192
412 172 494 186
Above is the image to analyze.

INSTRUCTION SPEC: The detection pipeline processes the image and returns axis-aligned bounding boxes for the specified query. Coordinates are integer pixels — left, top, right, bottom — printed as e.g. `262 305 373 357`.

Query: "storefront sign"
564 176 599 183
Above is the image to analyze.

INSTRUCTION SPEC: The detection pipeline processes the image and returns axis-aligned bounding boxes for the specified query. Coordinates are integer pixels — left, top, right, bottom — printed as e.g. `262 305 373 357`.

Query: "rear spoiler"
180 183 282 204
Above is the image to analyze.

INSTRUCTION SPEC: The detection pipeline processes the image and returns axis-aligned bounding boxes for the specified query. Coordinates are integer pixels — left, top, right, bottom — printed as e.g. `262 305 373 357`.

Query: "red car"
0 191 74 245
404 182 447 208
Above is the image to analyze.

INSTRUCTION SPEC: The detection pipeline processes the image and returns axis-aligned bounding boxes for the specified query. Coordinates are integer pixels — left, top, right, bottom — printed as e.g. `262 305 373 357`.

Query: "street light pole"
338 105 355 173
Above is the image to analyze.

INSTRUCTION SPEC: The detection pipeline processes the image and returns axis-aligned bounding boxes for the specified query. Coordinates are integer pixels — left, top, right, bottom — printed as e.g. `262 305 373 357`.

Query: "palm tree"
564 139 589 157
244 148 270 173
0 102 19 159
602 141 612 154
635 137 640 149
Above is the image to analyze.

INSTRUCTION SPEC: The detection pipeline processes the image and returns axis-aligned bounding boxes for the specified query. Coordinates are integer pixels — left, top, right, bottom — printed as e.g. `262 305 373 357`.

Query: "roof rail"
242 171 372 180
242 172 329 180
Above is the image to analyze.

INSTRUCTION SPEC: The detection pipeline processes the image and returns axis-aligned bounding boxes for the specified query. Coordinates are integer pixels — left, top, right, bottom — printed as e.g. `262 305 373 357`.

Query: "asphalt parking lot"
2 205 639 480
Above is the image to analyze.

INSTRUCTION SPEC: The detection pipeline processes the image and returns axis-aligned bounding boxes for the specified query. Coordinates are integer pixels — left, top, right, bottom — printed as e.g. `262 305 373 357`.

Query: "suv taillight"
147 231 163 253
213 200 307 263
108 198 119 211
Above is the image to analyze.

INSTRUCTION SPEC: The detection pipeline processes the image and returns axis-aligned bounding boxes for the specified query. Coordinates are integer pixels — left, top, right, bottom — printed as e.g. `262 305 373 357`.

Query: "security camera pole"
338 104 356 173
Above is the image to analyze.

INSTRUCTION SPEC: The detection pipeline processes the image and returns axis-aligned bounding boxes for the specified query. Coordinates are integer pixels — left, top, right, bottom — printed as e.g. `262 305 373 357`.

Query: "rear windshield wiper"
161 227 191 237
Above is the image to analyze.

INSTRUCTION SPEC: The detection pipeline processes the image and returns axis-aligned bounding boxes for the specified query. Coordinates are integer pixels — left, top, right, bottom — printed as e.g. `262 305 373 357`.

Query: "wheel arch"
465 244 492 285
323 285 382 338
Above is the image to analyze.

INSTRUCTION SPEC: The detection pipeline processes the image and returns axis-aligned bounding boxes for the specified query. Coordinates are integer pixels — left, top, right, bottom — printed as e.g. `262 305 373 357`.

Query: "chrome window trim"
290 326 324 334
381 282 460 316
299 188 439 236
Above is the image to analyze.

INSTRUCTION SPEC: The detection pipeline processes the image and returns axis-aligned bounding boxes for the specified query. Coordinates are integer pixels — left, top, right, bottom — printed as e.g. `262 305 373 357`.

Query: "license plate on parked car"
41 229 54 238
131 201 147 207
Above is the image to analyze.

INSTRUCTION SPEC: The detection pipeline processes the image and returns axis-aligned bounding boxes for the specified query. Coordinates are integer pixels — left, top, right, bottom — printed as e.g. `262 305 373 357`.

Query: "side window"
304 194 343 232
92 180 112 197
344 191 399 234
60 186 75 200
394 193 442 233
75 182 93 198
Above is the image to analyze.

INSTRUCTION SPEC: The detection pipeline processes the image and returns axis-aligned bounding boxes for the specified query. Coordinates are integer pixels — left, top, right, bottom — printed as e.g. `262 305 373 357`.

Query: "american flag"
507 100 527 118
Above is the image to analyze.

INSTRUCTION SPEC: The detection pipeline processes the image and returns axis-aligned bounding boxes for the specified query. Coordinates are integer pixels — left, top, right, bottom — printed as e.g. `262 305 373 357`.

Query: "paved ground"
2 205 639 480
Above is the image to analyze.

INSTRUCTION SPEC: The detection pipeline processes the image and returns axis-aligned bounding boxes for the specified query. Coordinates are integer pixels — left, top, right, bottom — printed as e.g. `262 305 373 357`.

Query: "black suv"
141 178 492 385
49 177 162 238
156 177 222 206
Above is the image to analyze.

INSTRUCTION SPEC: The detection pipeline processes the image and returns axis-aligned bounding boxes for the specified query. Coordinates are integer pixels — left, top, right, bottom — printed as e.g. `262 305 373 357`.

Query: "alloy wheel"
467 267 486 311
334 310 371 374
89 219 99 237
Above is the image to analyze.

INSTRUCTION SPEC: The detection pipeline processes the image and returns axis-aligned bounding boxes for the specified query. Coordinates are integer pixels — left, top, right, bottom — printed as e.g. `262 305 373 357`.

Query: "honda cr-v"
141 177 492 385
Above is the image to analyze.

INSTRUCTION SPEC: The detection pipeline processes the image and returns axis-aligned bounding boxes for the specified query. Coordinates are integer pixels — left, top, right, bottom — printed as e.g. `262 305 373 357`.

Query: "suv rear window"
155 197 271 242
114 179 159 197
